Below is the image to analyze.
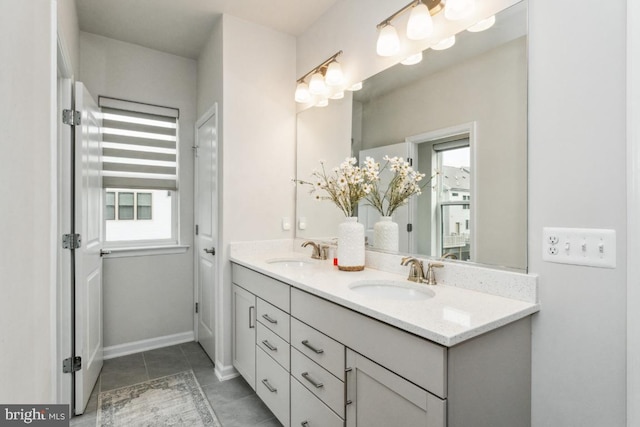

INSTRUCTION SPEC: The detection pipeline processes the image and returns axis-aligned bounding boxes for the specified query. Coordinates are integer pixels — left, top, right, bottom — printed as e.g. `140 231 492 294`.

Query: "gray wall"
0 0 57 402
528 0 627 424
80 32 197 347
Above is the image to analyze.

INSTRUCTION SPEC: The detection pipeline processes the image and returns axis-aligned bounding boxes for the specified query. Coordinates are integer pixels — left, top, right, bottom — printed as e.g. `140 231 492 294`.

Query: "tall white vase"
337 217 365 271
374 216 399 252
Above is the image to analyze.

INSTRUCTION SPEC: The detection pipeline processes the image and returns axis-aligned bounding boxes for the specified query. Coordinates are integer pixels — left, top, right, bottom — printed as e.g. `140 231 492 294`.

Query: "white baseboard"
103 331 195 360
215 362 239 382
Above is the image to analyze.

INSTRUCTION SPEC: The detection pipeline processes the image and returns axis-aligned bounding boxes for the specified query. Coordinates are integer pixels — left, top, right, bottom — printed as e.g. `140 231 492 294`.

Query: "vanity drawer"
256 347 290 426
291 347 345 418
257 322 290 371
291 287 447 398
291 317 345 380
232 263 290 312
291 377 344 427
257 298 290 342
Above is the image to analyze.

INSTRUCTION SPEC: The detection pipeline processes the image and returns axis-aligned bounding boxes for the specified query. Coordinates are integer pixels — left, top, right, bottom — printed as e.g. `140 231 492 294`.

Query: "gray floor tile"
255 417 283 427
185 349 215 369
202 376 255 407
193 365 220 387
180 341 205 354
101 353 146 375
213 394 275 427
144 344 191 379
100 369 149 392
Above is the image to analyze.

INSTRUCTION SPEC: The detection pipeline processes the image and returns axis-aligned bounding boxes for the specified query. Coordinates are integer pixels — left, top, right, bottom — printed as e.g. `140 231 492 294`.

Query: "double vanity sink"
231 242 539 427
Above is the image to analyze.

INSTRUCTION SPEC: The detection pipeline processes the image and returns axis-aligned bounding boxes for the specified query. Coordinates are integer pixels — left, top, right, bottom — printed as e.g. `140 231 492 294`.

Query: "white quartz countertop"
230 251 540 347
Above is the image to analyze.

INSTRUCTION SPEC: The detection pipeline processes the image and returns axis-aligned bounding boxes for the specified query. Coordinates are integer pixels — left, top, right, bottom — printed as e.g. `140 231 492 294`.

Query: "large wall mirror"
296 0 527 271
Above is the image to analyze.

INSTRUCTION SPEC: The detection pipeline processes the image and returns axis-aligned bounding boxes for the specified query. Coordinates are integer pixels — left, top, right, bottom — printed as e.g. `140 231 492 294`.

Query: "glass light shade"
329 90 345 100
349 82 363 91
401 52 423 65
294 82 312 103
325 61 345 86
467 15 496 32
309 71 327 95
376 24 400 57
432 35 456 51
406 3 434 40
315 97 329 107
444 0 475 20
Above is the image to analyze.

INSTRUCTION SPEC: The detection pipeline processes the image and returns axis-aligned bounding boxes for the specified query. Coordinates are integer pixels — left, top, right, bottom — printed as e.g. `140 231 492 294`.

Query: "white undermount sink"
266 258 315 269
348 280 435 301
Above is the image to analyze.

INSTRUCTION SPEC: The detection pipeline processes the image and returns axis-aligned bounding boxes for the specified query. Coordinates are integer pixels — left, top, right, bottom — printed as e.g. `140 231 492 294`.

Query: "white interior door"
359 143 411 252
195 105 218 361
74 82 103 414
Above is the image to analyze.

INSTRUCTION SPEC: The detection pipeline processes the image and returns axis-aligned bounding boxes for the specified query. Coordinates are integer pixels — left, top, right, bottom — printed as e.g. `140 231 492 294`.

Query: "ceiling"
76 0 340 59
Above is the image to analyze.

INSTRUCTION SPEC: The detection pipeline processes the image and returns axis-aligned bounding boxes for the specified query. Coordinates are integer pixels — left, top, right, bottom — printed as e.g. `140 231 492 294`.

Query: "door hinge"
407 223 413 232
62 109 81 126
195 225 199 236
407 157 413 166
192 145 199 157
62 233 82 249
62 356 81 373
195 303 199 314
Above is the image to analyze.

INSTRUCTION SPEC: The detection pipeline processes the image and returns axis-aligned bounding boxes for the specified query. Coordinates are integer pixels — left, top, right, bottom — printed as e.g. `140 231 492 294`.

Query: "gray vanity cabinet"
232 284 256 389
346 349 445 427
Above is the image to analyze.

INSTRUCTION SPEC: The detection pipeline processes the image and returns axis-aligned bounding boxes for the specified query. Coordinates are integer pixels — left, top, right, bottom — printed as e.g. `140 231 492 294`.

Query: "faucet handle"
424 262 444 285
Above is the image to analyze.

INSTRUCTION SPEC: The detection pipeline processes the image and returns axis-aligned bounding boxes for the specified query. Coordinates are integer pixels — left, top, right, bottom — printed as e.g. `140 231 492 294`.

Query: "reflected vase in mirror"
374 216 399 252
338 217 365 271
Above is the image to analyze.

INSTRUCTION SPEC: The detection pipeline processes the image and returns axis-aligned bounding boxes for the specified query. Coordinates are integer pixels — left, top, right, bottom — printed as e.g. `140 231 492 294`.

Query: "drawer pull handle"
301 422 310 427
262 339 277 352
261 379 277 393
301 340 324 354
301 371 324 389
249 306 255 329
262 314 278 324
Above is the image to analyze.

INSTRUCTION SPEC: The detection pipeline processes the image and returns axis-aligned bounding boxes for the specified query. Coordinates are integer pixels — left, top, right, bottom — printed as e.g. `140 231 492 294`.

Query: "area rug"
97 370 221 427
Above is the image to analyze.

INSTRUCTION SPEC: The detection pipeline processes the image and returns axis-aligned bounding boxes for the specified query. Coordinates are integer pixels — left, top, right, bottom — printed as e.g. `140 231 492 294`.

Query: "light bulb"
407 2 434 40
445 0 475 20
329 91 345 100
432 35 456 51
467 15 496 32
401 52 423 65
294 82 312 103
325 61 345 86
348 82 363 91
315 97 329 107
376 24 400 57
309 71 327 95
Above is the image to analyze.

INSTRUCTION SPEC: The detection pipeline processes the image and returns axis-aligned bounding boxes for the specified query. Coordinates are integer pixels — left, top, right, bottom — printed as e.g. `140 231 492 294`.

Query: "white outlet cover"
542 227 616 268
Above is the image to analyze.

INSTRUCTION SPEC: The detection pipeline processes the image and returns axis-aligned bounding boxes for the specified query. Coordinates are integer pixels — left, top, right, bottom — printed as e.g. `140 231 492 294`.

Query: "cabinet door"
232 284 256 389
346 349 446 427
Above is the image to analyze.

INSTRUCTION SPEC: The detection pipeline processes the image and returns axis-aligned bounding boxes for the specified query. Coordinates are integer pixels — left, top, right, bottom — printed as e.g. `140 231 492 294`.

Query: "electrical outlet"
542 227 616 268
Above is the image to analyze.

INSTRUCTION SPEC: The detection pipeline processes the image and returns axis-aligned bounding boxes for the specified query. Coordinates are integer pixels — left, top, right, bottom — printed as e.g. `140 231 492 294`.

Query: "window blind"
99 99 179 191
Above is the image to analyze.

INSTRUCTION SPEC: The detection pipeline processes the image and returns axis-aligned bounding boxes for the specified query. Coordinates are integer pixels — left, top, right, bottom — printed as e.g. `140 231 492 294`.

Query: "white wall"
528 0 627 425
197 14 296 373
0 0 57 403
57 0 79 76
360 38 527 269
80 32 198 347
298 0 628 424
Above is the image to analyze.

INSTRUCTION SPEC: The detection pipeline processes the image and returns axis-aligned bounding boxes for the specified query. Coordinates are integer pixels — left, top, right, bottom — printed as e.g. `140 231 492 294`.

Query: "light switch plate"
542 227 616 268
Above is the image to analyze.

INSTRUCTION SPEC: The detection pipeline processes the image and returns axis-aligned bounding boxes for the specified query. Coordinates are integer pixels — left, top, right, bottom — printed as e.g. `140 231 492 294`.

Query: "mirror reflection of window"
434 142 470 260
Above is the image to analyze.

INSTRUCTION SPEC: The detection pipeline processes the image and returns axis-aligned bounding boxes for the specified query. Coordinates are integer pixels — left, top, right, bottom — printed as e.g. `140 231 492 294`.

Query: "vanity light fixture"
376 23 401 56
295 51 346 105
401 52 423 65
376 0 443 56
329 90 345 100
467 15 496 32
431 35 456 50
348 81 363 91
407 1 434 40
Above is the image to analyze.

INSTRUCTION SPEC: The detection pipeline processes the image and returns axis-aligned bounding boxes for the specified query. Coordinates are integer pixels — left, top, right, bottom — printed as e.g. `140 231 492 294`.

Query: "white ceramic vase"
337 217 365 271
374 216 399 252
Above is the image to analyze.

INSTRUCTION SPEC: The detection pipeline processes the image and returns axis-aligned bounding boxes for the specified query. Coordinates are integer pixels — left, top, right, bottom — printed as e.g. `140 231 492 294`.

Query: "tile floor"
70 342 281 427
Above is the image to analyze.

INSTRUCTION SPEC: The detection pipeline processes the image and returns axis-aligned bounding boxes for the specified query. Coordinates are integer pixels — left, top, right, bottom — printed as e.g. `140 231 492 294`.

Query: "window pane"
106 192 115 205
106 189 173 241
441 204 470 261
105 192 116 220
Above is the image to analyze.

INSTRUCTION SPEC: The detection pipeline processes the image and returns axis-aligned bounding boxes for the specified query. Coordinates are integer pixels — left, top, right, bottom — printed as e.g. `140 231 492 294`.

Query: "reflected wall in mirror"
296 1 527 271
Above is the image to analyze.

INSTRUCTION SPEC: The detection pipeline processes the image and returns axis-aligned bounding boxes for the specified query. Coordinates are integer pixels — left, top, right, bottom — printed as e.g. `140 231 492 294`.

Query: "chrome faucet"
302 241 328 260
400 257 425 283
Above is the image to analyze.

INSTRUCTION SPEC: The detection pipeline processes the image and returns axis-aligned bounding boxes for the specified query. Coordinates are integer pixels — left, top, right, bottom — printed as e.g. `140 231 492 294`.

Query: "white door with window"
358 143 411 252
74 82 104 414
195 105 218 362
